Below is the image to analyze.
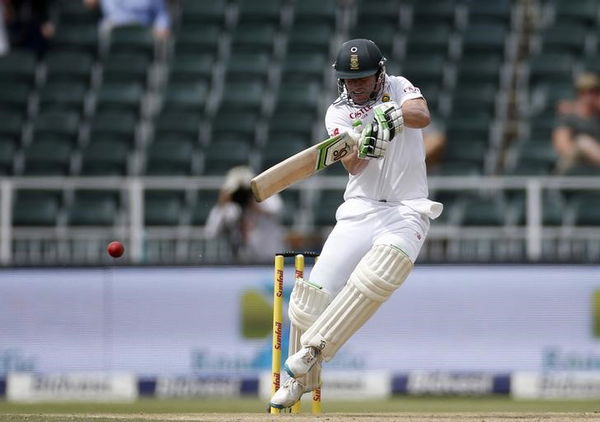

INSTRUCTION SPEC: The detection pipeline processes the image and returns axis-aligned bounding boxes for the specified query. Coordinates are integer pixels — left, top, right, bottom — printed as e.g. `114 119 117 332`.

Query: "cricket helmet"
333 39 386 80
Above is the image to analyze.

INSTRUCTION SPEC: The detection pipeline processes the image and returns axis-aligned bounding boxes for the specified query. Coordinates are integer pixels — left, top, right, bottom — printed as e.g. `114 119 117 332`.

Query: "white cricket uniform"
309 74 443 297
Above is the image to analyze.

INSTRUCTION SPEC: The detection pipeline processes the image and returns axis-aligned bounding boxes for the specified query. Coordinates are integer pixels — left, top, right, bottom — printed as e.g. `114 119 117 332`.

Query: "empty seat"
179 0 228 27
31 111 80 144
0 83 31 113
230 23 276 54
211 110 258 144
460 195 506 226
220 81 264 111
455 55 502 84
528 53 574 88
294 0 337 25
53 25 99 55
174 25 221 55
0 51 36 86
153 109 200 142
571 193 600 225
466 0 512 26
190 189 220 225
162 82 208 112
202 141 251 174
443 138 487 169
13 191 61 226
0 140 15 175
237 0 283 25
268 110 315 142
551 0 598 27
68 191 118 226
539 23 588 55
95 82 144 114
23 139 73 175
88 111 138 147
80 140 129 175
512 139 558 175
287 23 333 53
169 54 213 84
44 51 94 85
351 23 397 55
37 82 87 113
412 0 458 26
0 112 24 145
356 0 401 26
102 52 151 84
260 140 307 170
145 191 184 226
401 55 446 87
404 25 452 58
145 138 195 175
510 193 564 226
281 52 327 83
225 52 270 82
59 0 100 25
313 189 344 226
461 23 507 56
108 25 155 57
275 82 320 111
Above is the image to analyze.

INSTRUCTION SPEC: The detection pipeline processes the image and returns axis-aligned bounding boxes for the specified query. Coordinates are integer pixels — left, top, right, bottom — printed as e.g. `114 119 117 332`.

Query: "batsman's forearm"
342 150 369 175
401 99 431 129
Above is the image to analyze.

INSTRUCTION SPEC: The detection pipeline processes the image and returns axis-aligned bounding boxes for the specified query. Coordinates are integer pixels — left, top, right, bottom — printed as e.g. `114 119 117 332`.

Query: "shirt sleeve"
394 76 424 106
325 104 353 138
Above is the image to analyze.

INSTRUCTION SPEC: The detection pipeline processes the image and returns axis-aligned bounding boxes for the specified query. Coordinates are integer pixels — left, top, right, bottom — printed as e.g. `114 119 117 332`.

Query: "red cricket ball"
107 241 124 258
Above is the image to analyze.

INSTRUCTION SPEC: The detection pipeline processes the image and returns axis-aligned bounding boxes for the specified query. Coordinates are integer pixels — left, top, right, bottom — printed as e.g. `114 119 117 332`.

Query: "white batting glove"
375 101 403 137
357 120 390 159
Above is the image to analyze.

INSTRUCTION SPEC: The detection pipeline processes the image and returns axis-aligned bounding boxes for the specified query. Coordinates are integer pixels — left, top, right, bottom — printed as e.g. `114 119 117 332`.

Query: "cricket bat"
251 131 357 202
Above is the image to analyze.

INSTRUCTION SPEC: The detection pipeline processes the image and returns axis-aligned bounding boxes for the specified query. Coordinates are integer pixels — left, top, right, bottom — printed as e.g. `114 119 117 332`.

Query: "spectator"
84 0 171 41
204 166 285 263
553 73 600 173
4 0 56 57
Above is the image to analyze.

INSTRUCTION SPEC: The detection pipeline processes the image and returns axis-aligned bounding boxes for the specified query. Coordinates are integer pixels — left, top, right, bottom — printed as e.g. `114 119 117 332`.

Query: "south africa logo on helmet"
333 39 386 80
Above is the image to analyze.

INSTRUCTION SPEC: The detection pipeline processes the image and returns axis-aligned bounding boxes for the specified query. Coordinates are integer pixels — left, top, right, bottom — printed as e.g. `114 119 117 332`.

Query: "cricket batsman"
269 39 443 409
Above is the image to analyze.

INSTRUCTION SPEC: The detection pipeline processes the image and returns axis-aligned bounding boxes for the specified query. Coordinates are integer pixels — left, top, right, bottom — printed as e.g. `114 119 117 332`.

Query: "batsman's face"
345 75 377 105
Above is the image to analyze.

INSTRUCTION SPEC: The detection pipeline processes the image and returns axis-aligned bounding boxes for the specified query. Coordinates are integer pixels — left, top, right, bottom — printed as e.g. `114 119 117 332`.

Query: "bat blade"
251 132 355 202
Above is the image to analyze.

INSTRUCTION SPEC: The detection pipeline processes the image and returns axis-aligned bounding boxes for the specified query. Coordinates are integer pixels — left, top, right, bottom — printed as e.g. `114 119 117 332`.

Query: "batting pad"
301 244 413 361
288 278 331 391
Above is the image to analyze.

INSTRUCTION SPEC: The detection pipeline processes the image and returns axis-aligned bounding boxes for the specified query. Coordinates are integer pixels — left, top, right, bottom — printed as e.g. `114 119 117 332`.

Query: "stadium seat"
512 139 558 175
538 23 588 55
0 140 15 175
211 110 258 145
37 82 87 113
275 82 320 112
80 140 129 175
281 52 327 83
461 23 507 57
108 25 155 57
446 111 492 141
44 51 94 86
88 111 138 148
294 0 337 25
401 55 446 87
53 25 99 55
190 189 220 225
267 110 315 144
465 0 512 26
237 0 283 25
287 23 333 54
460 194 506 226
412 0 458 27
451 82 498 114
443 138 487 170
225 52 270 83
356 0 401 26
550 0 598 27
145 138 195 175
174 25 221 55
404 25 452 58
260 140 307 170
58 0 100 25
101 52 151 84
313 189 344 226
455 55 502 85
0 51 36 86
230 23 276 54
169 54 213 84
202 141 251 175
95 82 144 114
153 110 201 143
161 82 208 113
220 81 264 111
179 0 228 27
22 139 73 175
510 193 565 226
528 53 574 88
144 191 184 226
31 111 80 145
13 191 61 226
0 83 31 114
0 112 24 145
67 191 118 226
430 161 483 176
351 23 398 56
571 193 600 225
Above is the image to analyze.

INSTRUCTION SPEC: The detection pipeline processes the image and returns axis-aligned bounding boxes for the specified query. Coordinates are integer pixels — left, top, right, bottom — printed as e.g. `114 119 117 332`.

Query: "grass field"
0 397 599 421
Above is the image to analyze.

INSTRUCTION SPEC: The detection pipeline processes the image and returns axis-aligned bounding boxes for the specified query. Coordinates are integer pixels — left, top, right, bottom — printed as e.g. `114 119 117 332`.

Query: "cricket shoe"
269 377 306 409
283 345 321 378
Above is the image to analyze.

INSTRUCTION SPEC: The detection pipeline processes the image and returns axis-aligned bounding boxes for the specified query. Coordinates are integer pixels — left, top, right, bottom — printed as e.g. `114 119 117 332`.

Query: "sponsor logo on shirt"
404 86 421 95
349 104 374 119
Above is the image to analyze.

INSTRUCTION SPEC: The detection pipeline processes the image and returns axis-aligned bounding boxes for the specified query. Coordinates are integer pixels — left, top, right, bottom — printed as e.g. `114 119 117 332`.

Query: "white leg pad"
288 278 331 390
300 244 413 361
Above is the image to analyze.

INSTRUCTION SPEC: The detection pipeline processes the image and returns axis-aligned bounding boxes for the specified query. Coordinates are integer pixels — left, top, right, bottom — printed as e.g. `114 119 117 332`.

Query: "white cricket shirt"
325 74 442 218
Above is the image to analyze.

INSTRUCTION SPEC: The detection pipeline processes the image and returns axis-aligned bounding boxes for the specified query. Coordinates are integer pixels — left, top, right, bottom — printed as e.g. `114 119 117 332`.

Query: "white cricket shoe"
283 346 321 378
269 377 306 409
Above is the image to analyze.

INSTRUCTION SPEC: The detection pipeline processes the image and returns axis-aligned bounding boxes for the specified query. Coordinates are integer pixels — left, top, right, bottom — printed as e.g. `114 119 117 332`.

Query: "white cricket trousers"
308 197 430 297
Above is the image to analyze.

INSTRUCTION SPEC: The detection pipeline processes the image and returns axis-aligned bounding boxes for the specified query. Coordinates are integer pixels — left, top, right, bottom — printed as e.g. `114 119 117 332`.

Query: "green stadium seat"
571 193 600 225
539 23 588 55
67 191 118 226
80 140 129 175
564 164 600 176
190 189 220 225
108 25 155 57
268 110 315 143
237 0 283 25
551 0 598 27
180 0 228 27
446 112 492 141
443 138 487 168
451 82 497 114
356 0 401 26
0 112 23 145
281 53 327 83
13 191 61 226
22 139 73 175
275 82 320 112
510 193 565 226
460 194 506 226
529 53 574 88
95 82 144 114
220 81 264 111
430 161 483 176
260 140 307 170
162 82 208 113
145 191 184 226
0 83 31 113
44 51 94 85
582 57 600 74
287 23 333 54
174 25 221 55
31 111 80 144
401 55 445 87
169 54 213 84
412 0 458 26
202 141 251 175
102 52 151 84
466 0 512 26
279 189 300 226
0 140 15 175
53 25 99 55
145 138 195 175
37 82 87 113
294 0 337 25
512 139 558 175
405 25 452 58
59 0 100 24
225 52 270 83
230 23 276 54
351 23 397 55
0 51 36 86
313 189 344 226
154 110 200 143
455 55 502 84
461 23 507 56
211 110 258 144
88 111 138 147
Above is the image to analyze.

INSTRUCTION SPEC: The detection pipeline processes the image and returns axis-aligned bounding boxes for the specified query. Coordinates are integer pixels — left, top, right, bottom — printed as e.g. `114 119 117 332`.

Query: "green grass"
0 396 599 414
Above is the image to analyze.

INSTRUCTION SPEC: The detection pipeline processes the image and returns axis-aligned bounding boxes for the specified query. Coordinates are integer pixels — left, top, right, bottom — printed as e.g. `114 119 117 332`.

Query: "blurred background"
0 0 600 411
